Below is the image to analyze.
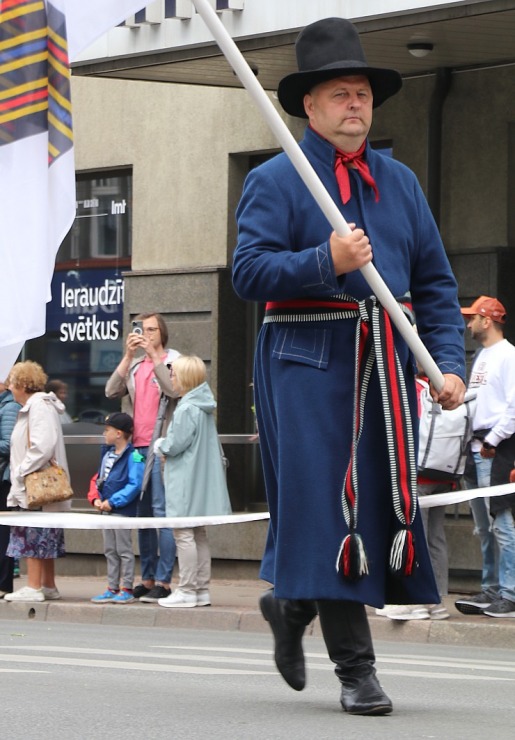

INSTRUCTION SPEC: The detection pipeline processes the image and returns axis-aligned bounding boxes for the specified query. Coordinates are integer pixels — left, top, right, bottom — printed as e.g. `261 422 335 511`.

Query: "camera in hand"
132 320 143 335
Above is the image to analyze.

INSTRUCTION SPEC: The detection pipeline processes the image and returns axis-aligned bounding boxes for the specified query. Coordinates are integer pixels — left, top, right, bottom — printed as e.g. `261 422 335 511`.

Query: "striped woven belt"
264 294 414 324
263 293 419 582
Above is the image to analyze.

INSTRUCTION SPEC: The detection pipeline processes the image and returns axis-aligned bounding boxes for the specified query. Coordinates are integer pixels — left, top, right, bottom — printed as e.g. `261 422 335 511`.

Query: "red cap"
460 296 507 324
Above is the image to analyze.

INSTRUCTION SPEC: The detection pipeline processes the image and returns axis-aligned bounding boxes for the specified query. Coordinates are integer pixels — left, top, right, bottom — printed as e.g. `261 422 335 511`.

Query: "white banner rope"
0 511 270 529
417 481 515 509
0 484 514 528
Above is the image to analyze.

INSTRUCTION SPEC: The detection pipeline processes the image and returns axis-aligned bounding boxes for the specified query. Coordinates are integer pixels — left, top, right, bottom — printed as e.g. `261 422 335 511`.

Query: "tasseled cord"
389 529 416 576
336 532 369 580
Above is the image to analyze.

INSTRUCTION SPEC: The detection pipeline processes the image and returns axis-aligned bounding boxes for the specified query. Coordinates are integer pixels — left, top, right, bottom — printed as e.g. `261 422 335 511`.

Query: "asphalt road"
1 621 514 739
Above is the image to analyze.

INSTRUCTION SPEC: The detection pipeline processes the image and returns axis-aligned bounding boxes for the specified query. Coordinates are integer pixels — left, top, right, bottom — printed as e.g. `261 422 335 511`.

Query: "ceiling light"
407 41 434 58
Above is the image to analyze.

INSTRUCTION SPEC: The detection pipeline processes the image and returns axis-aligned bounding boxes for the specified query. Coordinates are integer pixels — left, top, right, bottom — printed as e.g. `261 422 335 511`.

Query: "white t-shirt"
469 338 515 450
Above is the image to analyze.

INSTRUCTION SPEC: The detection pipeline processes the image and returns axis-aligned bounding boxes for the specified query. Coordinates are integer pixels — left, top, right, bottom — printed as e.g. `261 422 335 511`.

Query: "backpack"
417 379 476 481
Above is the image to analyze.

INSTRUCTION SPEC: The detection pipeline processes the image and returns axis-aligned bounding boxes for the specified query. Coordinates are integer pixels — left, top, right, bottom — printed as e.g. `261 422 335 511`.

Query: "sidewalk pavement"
1 575 515 648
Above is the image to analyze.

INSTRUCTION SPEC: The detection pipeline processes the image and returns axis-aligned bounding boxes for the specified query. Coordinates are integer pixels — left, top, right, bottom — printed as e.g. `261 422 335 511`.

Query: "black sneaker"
133 584 152 599
139 585 171 603
454 592 494 615
484 598 515 618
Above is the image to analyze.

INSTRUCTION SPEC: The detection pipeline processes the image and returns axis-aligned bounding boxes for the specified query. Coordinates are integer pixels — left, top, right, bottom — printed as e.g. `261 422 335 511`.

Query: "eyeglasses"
143 327 159 334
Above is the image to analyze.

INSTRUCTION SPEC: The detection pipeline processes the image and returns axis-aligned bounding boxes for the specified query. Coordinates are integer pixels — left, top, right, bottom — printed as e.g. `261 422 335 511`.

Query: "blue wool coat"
233 127 465 606
159 382 232 518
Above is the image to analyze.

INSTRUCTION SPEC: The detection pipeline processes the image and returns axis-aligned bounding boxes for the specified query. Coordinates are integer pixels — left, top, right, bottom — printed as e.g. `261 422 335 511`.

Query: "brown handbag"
24 425 73 510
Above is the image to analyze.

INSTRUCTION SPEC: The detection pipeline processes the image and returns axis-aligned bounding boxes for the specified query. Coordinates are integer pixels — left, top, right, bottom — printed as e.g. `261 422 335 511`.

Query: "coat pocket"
272 327 331 369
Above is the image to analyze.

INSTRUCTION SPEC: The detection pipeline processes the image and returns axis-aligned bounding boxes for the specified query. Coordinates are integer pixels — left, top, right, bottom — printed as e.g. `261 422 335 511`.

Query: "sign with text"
47 268 124 342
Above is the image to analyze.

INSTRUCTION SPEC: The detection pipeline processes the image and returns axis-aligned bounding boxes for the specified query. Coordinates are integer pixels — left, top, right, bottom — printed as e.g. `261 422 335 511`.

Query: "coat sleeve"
108 453 145 510
105 368 129 400
0 399 19 458
87 473 100 505
153 361 175 399
17 401 59 478
159 406 198 458
233 165 340 302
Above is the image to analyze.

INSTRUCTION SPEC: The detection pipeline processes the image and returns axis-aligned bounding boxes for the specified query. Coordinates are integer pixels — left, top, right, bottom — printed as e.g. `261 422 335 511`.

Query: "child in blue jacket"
89 413 144 604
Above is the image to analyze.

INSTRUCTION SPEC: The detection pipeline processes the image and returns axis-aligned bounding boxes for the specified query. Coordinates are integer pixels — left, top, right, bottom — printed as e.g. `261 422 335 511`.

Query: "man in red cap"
455 296 515 619
460 296 507 325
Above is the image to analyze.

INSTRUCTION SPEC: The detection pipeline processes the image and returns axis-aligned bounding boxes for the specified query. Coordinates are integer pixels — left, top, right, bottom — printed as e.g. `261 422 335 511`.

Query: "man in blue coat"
233 18 466 716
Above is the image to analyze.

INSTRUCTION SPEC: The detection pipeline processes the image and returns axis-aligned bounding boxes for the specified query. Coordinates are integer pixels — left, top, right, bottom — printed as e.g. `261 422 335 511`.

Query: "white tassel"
389 530 407 572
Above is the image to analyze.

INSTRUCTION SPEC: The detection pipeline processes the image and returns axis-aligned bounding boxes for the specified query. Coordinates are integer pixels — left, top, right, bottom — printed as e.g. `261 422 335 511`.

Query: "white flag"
0 0 150 379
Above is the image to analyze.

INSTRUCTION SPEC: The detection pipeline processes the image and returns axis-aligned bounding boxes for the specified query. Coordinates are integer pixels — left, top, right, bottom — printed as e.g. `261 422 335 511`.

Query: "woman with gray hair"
4 361 71 602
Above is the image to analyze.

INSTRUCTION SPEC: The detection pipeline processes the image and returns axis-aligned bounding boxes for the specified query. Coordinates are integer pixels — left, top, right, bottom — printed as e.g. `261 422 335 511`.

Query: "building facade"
28 2 515 550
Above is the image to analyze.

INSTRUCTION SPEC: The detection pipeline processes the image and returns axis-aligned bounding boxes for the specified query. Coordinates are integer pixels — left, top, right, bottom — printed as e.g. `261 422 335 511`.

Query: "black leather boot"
317 599 393 716
259 588 317 691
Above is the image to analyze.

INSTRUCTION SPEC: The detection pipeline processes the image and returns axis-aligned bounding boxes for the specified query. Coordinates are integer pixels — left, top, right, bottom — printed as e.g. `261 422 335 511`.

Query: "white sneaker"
158 589 198 608
42 587 61 601
428 604 450 620
382 604 430 620
197 591 211 607
375 606 392 617
4 586 45 603
375 605 407 617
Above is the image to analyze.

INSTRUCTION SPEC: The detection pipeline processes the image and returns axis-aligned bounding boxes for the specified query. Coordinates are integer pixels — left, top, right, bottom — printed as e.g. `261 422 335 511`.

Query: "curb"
1 600 515 649
0 600 268 633
366 613 515 649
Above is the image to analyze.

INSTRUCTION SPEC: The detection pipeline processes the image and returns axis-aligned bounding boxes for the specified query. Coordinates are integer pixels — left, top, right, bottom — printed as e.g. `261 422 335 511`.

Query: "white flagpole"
191 0 446 392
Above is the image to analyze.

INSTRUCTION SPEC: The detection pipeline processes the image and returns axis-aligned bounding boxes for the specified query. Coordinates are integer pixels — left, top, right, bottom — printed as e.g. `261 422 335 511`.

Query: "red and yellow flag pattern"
0 1 151 379
0 0 72 163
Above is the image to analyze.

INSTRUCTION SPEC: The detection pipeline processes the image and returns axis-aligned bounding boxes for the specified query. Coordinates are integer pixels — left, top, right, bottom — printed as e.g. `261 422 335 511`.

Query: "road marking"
155 644 515 674
379 669 514 681
0 669 48 673
151 644 515 675
1 645 282 668
1 645 514 680
0 654 272 675
152 644 276 655
376 655 515 674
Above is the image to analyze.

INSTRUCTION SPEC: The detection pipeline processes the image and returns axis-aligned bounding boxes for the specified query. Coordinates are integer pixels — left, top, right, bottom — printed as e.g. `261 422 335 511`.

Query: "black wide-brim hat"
278 17 403 118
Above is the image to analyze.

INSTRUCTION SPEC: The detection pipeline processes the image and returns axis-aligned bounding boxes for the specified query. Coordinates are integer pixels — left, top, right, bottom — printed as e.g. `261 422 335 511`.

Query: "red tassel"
336 533 369 580
404 530 415 575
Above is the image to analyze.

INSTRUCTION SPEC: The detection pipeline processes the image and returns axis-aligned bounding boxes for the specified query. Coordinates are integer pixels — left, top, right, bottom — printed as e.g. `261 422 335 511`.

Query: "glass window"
25 169 132 422
57 169 132 265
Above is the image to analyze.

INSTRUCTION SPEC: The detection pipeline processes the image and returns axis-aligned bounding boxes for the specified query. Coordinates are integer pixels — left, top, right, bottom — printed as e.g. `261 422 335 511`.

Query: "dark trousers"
0 480 14 593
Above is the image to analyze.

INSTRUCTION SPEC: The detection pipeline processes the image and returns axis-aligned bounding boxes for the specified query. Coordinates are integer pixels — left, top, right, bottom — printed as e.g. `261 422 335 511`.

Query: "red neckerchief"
334 139 380 204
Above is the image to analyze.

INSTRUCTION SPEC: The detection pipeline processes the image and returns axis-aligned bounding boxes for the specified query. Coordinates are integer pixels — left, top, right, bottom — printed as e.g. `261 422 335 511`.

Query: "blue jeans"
137 450 176 585
467 452 499 596
492 508 515 603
